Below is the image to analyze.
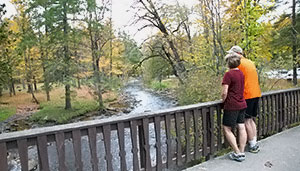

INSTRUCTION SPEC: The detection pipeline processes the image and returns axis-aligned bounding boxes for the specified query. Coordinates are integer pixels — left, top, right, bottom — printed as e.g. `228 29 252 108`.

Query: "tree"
84 0 110 109
224 0 274 61
0 3 10 97
133 0 187 83
142 38 172 83
292 0 297 85
196 0 226 74
41 0 82 109
13 1 40 104
271 2 300 79
119 32 142 76
27 0 55 101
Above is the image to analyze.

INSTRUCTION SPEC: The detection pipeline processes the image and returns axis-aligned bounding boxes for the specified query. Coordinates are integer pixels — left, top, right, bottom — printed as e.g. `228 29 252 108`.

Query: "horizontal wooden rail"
0 88 299 171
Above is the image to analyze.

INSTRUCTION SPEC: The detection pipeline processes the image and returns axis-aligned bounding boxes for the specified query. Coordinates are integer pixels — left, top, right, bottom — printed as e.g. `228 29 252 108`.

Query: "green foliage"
101 75 122 91
271 13 300 65
120 32 142 65
0 4 14 88
223 0 274 63
142 52 173 84
30 100 99 124
176 70 222 105
150 81 169 91
0 107 16 121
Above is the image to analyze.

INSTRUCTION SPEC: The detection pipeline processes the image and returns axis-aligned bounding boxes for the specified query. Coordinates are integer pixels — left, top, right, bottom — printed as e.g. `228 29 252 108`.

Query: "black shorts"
245 97 259 118
223 109 246 127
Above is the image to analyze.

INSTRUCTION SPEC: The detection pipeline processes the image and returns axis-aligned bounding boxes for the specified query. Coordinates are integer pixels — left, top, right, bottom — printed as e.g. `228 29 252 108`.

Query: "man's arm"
221 84 229 102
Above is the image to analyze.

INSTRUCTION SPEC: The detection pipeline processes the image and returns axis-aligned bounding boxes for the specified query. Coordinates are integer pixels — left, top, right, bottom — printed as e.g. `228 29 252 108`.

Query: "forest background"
0 0 299 124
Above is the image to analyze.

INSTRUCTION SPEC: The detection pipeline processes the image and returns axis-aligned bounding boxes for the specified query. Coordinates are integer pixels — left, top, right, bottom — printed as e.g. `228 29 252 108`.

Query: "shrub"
176 70 222 105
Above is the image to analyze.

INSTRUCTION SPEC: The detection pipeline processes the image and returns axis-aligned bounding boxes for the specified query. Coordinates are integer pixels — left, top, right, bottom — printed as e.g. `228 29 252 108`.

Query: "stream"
5 79 177 171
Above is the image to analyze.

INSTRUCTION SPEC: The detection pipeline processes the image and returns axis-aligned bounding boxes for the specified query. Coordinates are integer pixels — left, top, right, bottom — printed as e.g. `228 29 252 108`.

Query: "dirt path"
15 104 40 119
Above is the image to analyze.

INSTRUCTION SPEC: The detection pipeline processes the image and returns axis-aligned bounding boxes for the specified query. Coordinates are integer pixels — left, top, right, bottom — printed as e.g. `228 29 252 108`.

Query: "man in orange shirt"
227 46 261 153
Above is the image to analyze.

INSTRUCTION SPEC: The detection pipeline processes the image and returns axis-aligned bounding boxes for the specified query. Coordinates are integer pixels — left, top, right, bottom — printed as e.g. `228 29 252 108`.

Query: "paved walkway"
185 126 300 171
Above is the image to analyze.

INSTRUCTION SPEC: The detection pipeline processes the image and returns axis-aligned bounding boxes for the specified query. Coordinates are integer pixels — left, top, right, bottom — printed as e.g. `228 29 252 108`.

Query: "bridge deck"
185 125 300 171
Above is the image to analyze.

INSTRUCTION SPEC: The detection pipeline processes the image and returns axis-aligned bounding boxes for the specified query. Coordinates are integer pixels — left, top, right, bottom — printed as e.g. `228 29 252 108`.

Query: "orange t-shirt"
238 57 261 99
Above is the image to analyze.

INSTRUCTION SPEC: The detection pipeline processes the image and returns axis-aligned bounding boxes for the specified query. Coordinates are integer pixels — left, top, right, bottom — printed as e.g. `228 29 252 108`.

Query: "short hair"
225 53 241 68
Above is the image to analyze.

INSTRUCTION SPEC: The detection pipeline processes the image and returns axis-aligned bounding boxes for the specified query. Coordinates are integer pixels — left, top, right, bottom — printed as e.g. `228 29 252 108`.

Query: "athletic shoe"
229 152 245 162
249 144 260 153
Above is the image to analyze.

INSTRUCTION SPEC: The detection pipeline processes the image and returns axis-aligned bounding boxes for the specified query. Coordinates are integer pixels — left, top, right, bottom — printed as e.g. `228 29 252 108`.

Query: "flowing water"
123 79 176 114
6 79 177 171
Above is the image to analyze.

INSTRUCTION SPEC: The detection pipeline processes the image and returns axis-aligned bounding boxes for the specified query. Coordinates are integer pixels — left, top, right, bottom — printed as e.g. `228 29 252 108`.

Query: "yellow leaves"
276 17 291 30
8 19 19 33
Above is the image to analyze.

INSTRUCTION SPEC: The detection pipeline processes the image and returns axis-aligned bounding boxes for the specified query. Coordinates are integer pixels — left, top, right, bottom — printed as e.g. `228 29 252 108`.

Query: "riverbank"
0 79 177 133
0 85 133 132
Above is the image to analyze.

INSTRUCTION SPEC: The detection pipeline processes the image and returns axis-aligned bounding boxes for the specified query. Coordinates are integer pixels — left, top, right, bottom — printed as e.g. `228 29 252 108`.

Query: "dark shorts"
245 97 259 119
223 109 246 127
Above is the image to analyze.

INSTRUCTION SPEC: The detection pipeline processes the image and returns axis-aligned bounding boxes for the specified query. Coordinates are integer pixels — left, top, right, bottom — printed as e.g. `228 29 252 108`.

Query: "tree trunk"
11 78 16 96
95 58 104 109
9 83 12 97
42 64 51 101
22 79 26 89
46 86 50 101
88 10 104 109
63 1 71 109
25 52 31 94
0 86 2 97
292 0 297 85
26 49 39 104
65 84 71 109
139 0 186 82
33 76 37 91
77 77 81 89
43 15 51 101
74 50 81 89
109 15 113 78
161 45 184 84
165 38 186 81
28 83 39 104
27 84 31 93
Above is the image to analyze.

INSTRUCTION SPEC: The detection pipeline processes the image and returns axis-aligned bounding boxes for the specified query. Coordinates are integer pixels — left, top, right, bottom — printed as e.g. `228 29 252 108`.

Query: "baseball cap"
224 52 241 60
227 45 243 54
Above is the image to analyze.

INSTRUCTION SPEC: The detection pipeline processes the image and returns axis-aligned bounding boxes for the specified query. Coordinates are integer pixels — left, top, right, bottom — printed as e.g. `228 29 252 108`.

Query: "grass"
0 85 119 124
0 107 16 122
260 79 297 92
149 78 179 91
162 78 179 89
30 100 99 124
150 81 169 91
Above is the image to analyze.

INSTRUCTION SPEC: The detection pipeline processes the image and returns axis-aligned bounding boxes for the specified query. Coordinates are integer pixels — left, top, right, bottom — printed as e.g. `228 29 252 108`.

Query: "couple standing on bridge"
221 46 261 162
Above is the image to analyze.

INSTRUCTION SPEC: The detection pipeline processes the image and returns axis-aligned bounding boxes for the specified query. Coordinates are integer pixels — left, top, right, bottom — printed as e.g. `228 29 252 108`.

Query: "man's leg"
245 118 256 142
223 125 240 154
245 117 260 153
245 98 259 149
237 123 247 153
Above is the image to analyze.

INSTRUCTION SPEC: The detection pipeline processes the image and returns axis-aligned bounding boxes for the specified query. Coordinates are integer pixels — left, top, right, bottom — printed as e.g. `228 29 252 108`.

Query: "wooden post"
138 125 146 169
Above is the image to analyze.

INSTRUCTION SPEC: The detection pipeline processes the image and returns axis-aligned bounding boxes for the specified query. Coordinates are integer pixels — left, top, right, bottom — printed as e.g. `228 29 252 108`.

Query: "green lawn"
30 100 99 124
0 86 111 125
0 107 16 122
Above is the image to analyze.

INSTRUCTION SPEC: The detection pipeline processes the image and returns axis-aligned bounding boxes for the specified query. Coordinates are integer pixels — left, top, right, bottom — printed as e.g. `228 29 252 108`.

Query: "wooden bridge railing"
0 88 299 171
